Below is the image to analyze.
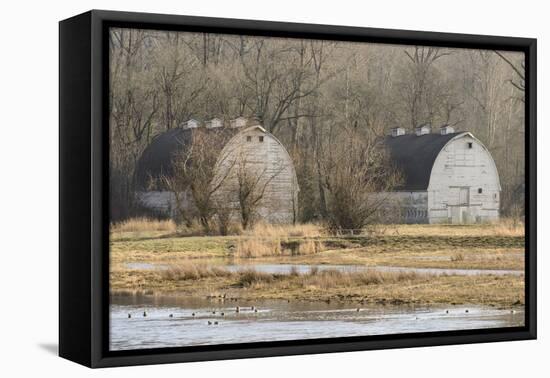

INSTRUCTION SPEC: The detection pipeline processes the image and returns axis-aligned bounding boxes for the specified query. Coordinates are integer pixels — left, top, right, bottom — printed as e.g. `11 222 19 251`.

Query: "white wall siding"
427 134 500 224
213 127 298 224
137 127 298 225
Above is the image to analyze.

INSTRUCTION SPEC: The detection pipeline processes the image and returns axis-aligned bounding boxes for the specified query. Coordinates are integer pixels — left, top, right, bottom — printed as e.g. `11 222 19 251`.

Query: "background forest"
109 28 525 223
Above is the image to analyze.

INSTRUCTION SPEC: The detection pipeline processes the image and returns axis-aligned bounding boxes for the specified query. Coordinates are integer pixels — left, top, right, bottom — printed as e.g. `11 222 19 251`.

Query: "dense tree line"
109 28 525 223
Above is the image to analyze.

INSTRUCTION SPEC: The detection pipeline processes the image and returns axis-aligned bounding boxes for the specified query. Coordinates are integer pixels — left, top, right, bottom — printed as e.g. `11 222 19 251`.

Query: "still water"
125 262 524 276
110 296 524 351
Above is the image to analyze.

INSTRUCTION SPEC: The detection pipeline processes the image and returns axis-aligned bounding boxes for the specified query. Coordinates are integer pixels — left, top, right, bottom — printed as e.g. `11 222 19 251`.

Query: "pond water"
125 262 523 276
110 296 524 351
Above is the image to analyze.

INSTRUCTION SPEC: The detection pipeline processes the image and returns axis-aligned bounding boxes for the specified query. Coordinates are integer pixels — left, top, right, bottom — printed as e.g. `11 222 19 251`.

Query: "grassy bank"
110 220 525 306
110 221 525 270
110 263 524 306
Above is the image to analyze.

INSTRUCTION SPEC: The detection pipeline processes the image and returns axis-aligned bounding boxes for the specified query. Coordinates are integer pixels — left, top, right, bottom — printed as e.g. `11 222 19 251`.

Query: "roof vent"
182 119 200 129
230 117 247 128
390 127 406 137
440 125 455 135
206 117 223 128
415 124 431 136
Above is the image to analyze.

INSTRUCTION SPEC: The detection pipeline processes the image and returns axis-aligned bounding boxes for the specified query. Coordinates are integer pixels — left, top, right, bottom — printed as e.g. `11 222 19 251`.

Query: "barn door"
459 187 469 206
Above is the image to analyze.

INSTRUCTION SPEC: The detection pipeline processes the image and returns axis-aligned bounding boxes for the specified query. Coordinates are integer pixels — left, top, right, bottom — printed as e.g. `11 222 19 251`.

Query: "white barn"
384 125 501 224
134 118 299 224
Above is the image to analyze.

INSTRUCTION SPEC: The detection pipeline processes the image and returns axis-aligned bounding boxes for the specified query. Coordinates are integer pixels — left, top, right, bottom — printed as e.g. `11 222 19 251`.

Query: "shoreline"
110 223 525 308
110 270 524 307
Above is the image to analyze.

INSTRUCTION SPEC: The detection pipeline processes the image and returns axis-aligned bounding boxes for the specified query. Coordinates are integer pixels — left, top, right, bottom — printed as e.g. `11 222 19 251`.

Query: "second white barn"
384 125 501 224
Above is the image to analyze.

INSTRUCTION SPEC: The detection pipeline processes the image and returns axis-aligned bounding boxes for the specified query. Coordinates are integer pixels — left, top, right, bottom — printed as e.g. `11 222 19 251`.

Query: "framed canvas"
59 10 537 368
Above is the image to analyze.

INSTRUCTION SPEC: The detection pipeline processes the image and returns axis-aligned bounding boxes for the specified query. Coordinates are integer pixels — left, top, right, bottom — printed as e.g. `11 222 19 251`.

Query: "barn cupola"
182 118 200 129
415 124 431 136
390 127 406 137
206 117 223 129
440 124 455 135
230 116 247 128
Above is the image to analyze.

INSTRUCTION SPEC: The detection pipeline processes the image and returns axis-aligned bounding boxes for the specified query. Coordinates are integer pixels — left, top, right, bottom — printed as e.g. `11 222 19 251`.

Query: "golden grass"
491 218 525 237
110 262 525 306
111 262 433 291
110 221 524 270
110 218 524 239
244 222 325 238
109 218 525 306
297 239 323 255
162 262 233 280
233 223 326 258
233 268 427 289
235 237 324 258
111 217 176 233
235 238 283 258
385 219 525 238
451 252 465 262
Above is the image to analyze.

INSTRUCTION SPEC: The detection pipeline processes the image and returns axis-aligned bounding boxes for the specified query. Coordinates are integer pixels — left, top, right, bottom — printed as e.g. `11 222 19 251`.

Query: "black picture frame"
59 9 537 368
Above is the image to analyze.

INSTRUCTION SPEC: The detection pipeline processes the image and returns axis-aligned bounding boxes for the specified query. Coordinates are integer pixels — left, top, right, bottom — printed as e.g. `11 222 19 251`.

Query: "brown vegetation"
110 262 524 306
109 220 524 269
235 237 324 258
111 217 176 233
109 29 525 224
159 130 236 230
109 220 525 306
319 128 402 230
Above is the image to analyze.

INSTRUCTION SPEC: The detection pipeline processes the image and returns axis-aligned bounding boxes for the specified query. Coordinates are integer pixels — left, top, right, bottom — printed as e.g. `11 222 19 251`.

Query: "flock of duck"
124 305 515 324
126 306 260 325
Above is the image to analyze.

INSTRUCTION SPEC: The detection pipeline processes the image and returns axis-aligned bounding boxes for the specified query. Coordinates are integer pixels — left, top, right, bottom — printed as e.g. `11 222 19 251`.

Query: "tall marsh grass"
235 238 324 258
288 269 426 289
235 238 283 258
244 223 324 238
111 217 176 233
157 263 432 292
162 263 233 281
491 218 525 237
235 223 325 257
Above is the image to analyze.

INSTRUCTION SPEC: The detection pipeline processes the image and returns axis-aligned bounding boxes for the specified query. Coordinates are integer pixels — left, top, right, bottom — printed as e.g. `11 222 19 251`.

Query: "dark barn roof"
135 127 238 190
384 132 466 191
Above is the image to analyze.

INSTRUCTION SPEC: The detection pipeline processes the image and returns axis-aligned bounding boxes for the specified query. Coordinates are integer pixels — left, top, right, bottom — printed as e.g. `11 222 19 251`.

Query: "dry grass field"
110 219 525 306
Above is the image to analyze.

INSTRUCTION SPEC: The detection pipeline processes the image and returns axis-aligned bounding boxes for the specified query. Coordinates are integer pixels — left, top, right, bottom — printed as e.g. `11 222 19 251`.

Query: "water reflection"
110 296 524 351
125 262 523 276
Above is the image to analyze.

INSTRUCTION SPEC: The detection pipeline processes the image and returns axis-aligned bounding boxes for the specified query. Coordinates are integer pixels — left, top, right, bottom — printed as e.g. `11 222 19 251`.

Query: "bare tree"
161 130 235 230
239 39 323 134
494 50 525 96
319 127 402 231
401 46 452 127
234 153 285 229
109 28 160 220
108 28 526 221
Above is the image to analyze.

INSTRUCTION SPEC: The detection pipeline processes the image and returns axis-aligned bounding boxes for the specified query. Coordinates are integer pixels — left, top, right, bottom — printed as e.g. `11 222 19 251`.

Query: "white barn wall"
136 126 298 225
427 134 501 224
213 126 298 224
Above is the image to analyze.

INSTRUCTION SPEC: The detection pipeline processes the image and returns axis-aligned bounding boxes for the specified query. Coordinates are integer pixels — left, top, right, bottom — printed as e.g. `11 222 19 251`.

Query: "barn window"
259 136 264 142
478 188 483 194
246 136 252 142
467 142 473 149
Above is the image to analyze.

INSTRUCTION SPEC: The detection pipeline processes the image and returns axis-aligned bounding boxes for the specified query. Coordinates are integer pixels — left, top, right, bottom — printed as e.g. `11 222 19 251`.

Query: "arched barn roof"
384 132 467 191
135 127 238 190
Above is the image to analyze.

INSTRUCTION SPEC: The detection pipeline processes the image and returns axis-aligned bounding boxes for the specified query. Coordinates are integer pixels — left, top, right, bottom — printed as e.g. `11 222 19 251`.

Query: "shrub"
235 238 282 258
237 270 275 287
